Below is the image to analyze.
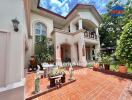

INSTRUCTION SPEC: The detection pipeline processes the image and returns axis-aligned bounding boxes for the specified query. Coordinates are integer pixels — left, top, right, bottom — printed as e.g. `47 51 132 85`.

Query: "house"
25 0 102 67
0 0 101 99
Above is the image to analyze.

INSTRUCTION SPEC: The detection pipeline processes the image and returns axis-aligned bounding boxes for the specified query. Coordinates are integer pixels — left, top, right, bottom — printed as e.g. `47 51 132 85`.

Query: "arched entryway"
60 44 71 62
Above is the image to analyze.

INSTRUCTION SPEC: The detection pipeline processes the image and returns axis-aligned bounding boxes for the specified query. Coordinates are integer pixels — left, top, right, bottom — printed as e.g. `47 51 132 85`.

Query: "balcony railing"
84 30 97 40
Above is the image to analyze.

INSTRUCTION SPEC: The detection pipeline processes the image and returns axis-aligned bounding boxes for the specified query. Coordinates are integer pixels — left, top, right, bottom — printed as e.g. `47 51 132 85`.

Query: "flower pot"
93 63 100 69
119 65 127 73
93 63 100 71
104 64 110 70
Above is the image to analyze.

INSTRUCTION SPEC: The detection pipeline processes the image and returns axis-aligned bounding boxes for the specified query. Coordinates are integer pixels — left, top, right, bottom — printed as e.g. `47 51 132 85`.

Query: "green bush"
115 20 132 67
86 64 93 68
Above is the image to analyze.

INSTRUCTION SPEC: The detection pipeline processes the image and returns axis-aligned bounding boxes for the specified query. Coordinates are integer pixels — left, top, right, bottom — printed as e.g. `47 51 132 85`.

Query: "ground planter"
104 64 110 70
49 78 56 87
61 74 65 83
49 74 66 87
119 65 127 73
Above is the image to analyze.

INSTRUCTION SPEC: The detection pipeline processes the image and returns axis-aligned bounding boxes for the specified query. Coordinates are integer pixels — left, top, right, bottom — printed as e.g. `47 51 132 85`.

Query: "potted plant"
101 55 111 70
118 64 127 73
93 58 100 70
118 60 128 73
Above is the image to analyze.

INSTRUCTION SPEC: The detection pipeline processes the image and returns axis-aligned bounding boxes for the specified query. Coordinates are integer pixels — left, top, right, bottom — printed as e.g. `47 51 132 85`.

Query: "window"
35 22 46 42
68 25 70 32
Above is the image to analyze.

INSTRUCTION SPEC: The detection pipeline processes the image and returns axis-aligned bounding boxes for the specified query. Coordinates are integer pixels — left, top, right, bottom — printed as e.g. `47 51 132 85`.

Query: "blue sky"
39 0 128 16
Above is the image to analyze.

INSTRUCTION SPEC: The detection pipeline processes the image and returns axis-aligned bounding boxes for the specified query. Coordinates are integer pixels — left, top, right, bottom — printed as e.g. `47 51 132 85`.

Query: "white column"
78 33 87 66
78 19 83 30
95 27 101 61
71 44 76 65
55 44 62 66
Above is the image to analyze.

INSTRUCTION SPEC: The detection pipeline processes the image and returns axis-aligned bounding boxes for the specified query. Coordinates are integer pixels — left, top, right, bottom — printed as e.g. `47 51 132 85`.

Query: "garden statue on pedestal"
34 67 40 94
69 64 74 80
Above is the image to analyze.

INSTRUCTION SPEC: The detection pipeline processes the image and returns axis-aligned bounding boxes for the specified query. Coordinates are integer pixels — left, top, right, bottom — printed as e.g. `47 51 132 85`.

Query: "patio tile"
25 68 132 100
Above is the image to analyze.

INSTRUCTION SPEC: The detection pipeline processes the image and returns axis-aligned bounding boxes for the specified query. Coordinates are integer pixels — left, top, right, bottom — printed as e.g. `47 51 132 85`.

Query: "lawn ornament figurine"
69 64 74 80
34 67 40 94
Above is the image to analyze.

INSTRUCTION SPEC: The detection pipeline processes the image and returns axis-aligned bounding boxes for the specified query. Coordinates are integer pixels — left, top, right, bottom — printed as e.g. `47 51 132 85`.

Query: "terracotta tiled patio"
25 68 132 100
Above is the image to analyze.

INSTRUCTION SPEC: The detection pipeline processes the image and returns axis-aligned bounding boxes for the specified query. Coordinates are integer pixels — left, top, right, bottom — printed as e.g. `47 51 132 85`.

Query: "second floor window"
35 22 47 42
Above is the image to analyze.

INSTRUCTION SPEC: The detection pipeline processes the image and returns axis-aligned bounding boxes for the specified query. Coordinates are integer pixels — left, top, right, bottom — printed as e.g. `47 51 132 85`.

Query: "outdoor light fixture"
12 18 19 32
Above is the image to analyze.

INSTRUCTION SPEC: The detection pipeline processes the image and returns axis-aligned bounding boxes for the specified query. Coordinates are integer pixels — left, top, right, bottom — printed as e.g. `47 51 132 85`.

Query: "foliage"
115 20 132 67
86 64 93 68
99 0 132 49
35 36 54 63
101 54 112 65
48 68 65 77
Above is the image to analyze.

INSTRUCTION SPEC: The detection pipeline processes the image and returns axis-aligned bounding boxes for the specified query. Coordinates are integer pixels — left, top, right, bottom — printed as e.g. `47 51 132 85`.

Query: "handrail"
84 30 97 40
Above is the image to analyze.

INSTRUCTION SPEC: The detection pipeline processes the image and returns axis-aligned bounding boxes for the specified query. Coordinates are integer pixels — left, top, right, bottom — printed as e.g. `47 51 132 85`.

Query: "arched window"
35 22 46 42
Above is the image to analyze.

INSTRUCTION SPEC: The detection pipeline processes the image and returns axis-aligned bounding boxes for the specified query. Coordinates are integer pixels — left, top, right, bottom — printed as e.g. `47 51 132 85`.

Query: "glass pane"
35 22 47 36
35 29 40 35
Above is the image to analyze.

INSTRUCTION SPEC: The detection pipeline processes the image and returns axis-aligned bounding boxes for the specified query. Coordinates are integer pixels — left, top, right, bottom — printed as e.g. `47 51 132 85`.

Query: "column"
78 33 87 66
55 44 62 66
95 27 101 61
78 19 83 30
71 44 78 65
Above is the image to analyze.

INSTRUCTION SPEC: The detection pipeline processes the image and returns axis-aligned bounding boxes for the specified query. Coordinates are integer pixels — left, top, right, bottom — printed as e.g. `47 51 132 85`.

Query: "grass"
110 64 132 73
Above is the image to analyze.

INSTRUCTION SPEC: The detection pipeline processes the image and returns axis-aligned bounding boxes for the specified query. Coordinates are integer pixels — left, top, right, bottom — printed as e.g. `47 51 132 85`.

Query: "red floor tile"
25 68 132 100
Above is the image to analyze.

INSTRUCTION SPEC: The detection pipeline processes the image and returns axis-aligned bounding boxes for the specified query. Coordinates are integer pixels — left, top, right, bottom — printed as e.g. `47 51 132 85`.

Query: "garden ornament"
69 64 74 80
34 67 40 93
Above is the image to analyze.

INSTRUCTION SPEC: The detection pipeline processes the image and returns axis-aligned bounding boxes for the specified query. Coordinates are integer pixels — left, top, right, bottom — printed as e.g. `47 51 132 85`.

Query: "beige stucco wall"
78 9 100 27
30 12 53 38
25 12 54 67
0 0 26 99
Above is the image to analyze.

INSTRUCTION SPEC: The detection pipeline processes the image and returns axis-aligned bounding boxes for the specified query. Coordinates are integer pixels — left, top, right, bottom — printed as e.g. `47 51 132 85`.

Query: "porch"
55 42 100 66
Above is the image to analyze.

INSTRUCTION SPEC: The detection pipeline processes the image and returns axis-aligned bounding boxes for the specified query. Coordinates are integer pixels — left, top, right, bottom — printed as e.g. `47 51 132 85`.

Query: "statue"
69 64 74 80
34 67 40 93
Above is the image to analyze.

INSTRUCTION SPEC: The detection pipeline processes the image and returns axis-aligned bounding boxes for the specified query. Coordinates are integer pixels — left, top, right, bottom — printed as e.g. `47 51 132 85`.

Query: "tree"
35 36 54 63
115 20 132 67
99 0 132 49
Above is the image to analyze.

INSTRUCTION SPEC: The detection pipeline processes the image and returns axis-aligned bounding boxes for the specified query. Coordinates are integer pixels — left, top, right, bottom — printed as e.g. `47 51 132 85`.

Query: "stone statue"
69 64 74 80
34 66 40 93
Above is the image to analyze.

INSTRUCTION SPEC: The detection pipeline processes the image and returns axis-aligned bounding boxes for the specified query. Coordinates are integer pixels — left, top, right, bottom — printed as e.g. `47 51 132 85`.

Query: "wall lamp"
12 18 19 32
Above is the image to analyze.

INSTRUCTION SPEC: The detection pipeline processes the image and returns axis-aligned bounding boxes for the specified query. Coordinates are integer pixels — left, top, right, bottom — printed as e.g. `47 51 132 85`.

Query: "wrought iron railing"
84 30 97 40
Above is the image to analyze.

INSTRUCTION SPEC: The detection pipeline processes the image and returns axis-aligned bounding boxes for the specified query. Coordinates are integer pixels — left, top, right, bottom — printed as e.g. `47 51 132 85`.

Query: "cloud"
39 0 127 16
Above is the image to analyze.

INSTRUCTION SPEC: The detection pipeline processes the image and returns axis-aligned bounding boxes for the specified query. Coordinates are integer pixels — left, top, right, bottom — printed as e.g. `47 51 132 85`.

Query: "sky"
39 0 128 17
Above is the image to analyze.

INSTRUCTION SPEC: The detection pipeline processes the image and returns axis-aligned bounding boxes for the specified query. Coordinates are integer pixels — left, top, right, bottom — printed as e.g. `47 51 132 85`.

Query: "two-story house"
25 0 102 67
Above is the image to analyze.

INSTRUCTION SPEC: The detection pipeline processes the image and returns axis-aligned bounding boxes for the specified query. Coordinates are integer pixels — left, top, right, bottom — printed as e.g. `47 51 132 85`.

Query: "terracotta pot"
93 63 100 69
119 65 127 73
104 64 110 70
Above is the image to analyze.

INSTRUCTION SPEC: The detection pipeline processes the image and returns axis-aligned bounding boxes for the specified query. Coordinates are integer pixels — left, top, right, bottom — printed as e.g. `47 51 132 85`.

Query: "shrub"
115 21 132 67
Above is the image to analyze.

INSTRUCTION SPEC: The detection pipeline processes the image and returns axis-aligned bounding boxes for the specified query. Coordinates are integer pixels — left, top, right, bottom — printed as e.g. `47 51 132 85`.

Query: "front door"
61 47 64 61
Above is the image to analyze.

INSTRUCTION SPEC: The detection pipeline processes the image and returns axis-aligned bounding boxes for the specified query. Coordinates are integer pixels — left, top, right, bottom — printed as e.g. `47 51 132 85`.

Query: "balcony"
84 30 97 40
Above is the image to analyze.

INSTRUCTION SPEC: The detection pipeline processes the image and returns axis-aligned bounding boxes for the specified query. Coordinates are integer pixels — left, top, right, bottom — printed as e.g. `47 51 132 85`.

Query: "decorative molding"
0 30 10 33
0 78 25 93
